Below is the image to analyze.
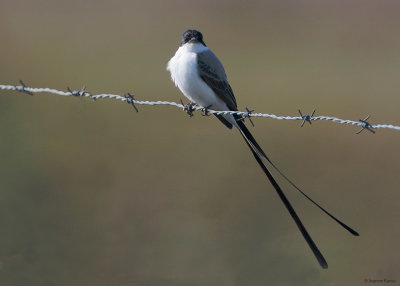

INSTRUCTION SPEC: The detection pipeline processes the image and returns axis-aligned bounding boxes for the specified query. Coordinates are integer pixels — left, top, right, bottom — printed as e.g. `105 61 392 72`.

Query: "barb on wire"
67 85 87 97
244 107 255 127
237 107 255 126
124 93 139 112
298 109 316 127
1 83 400 133
16 80 33 96
356 115 376 134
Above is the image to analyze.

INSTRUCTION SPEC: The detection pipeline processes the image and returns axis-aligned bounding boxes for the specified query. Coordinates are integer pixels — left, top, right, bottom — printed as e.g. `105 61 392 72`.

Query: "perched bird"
167 29 358 269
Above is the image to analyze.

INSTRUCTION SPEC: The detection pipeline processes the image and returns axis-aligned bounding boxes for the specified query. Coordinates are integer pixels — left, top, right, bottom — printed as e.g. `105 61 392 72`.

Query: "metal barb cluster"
237 107 255 126
16 80 33 96
1 82 399 133
244 107 255 127
124 93 139 112
298 109 316 127
67 85 86 97
356 115 375 134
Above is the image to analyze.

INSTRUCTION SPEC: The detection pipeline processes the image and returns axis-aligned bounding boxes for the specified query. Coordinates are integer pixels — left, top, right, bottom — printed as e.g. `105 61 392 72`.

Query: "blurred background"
0 0 399 285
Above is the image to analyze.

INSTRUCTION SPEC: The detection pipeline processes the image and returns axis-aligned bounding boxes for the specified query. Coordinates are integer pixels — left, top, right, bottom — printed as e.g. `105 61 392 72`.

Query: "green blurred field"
1 1 399 285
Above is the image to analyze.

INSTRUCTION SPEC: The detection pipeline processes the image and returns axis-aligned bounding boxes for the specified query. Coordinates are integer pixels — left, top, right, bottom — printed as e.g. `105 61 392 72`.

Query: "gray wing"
197 50 238 111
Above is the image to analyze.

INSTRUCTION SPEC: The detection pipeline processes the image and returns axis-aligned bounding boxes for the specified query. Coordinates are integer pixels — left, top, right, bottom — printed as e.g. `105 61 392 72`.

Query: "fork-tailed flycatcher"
167 29 358 269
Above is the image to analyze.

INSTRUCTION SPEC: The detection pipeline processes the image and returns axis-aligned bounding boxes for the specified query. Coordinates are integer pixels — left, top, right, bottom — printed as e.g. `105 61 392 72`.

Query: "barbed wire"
1 82 399 133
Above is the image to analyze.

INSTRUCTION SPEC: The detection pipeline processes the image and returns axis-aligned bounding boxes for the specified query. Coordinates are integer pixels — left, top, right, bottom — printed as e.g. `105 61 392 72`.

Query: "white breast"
167 43 228 110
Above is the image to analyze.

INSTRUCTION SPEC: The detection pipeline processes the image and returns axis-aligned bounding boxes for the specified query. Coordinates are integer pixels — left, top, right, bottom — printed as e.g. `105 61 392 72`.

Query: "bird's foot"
180 99 196 117
201 105 213 116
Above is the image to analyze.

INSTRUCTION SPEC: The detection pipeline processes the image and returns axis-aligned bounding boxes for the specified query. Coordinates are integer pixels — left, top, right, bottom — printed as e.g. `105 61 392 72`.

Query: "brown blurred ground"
0 0 399 285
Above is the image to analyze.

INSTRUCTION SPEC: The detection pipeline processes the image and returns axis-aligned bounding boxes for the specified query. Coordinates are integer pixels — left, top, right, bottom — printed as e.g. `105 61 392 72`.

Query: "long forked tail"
236 120 359 236
237 125 328 268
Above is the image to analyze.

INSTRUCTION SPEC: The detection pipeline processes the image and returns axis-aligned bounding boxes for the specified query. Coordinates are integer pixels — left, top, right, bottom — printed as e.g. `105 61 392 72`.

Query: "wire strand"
1 83 399 132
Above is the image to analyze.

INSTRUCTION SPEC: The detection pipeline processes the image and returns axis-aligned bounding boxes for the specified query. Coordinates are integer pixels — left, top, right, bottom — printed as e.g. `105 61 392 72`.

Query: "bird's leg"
201 104 213 116
180 98 196 117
